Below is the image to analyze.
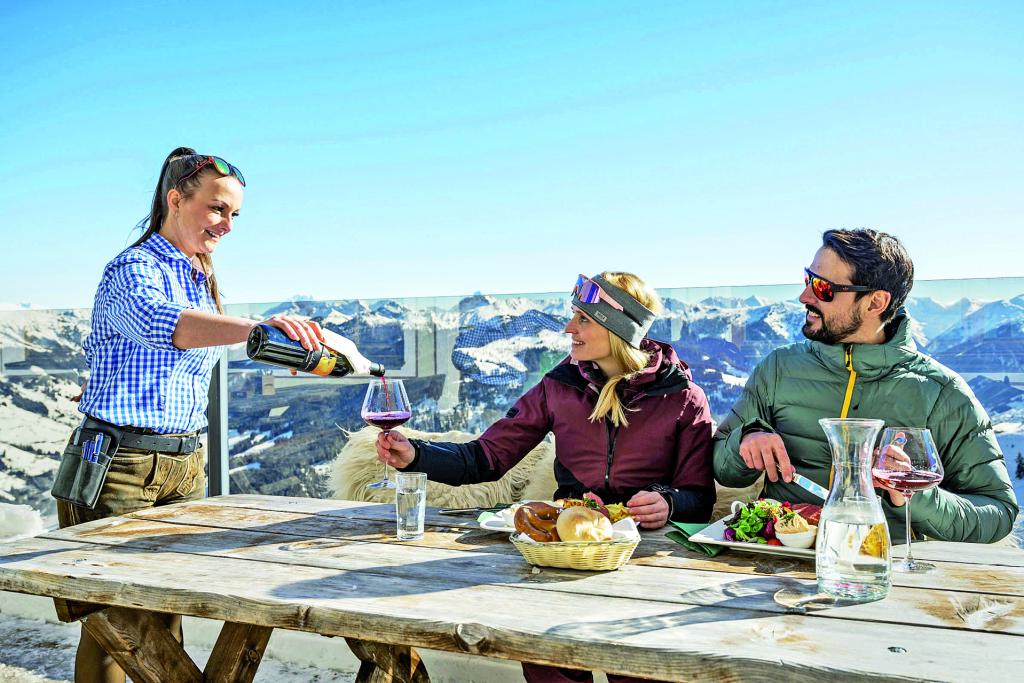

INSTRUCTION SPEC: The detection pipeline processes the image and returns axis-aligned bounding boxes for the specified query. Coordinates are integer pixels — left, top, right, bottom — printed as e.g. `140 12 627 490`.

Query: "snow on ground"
0 505 43 541
0 614 355 683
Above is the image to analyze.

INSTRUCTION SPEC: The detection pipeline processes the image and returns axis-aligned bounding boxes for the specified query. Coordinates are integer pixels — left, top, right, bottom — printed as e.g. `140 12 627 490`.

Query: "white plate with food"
688 516 814 559
687 500 823 560
477 501 549 533
478 507 517 533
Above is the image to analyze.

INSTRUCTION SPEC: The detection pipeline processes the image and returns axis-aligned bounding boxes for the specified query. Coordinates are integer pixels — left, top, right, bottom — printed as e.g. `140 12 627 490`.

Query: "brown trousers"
54 437 206 683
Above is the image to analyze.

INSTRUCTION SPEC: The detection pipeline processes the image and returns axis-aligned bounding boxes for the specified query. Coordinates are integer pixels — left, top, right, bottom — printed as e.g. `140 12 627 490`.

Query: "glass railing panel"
223 279 1024 519
1 277 1022 538
0 307 91 527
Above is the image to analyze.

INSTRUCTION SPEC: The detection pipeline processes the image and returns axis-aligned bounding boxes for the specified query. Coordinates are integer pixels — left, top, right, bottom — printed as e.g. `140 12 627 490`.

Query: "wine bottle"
246 324 385 378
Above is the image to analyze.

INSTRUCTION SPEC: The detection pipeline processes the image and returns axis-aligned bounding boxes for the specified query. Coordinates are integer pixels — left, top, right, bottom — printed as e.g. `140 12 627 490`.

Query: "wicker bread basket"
510 534 640 571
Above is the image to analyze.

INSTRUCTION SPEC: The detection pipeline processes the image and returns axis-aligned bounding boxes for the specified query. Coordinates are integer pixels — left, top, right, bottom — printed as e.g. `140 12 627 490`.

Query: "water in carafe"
816 418 891 602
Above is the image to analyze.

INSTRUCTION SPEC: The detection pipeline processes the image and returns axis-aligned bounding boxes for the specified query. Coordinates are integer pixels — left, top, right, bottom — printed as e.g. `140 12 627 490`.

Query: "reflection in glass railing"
2 278 1023 540
0 307 91 526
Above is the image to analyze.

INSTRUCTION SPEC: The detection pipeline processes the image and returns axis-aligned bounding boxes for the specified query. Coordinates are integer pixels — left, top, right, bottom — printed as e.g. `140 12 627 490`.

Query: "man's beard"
802 304 863 345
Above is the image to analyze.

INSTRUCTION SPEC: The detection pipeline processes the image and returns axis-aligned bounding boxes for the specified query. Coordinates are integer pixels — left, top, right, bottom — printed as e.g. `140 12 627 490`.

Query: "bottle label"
311 353 338 377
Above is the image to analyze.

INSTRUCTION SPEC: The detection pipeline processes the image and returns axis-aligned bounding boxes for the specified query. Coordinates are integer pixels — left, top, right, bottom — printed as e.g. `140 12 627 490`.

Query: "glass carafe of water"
816 418 891 602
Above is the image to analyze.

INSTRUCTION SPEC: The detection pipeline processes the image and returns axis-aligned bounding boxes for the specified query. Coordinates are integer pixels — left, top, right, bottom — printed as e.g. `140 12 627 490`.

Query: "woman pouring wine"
375 271 716 683
52 147 338 683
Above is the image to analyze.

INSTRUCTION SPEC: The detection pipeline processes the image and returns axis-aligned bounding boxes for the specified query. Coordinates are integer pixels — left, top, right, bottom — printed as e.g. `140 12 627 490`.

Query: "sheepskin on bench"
330 426 557 507
329 426 761 519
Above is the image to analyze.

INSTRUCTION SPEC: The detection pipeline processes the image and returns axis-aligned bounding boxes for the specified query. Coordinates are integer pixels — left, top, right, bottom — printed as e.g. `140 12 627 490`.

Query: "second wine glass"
871 427 943 572
361 378 411 490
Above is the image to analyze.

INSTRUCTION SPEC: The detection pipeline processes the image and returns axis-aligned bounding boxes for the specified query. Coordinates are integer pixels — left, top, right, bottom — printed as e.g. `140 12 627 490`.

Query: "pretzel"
514 502 561 542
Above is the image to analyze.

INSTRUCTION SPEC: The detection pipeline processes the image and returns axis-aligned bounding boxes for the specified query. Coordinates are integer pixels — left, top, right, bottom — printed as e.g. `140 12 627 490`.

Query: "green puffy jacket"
713 314 1019 543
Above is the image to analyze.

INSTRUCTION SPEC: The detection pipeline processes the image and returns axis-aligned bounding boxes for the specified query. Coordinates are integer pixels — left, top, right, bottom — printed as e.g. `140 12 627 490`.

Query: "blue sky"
1 1 1021 308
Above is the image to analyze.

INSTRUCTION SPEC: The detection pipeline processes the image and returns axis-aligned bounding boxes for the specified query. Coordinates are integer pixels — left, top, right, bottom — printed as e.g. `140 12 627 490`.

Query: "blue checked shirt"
79 233 223 433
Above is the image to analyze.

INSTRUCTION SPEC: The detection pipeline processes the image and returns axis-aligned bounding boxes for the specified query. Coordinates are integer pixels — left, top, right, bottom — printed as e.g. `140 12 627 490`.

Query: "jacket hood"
808 311 919 380
548 338 691 397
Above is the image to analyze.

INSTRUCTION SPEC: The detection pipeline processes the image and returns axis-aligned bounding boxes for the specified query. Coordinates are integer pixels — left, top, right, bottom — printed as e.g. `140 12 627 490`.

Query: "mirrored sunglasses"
804 268 873 302
176 155 246 187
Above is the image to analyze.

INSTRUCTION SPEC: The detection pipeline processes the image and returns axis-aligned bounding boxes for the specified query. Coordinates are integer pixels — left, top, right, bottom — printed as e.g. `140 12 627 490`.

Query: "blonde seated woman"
376 271 716 683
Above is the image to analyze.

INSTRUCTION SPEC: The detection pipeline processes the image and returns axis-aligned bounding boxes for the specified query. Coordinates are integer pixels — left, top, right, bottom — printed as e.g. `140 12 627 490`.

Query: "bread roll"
555 506 614 542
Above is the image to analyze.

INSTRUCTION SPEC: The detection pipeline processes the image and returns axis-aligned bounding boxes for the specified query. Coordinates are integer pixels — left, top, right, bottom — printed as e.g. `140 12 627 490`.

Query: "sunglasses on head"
803 267 873 302
175 155 246 187
572 274 624 311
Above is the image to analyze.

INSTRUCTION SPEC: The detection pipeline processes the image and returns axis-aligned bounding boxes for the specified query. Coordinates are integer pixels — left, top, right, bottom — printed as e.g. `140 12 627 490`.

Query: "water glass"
395 472 427 541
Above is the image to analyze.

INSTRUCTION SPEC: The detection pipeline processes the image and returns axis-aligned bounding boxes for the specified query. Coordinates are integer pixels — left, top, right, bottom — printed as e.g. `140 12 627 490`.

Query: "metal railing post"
206 358 230 496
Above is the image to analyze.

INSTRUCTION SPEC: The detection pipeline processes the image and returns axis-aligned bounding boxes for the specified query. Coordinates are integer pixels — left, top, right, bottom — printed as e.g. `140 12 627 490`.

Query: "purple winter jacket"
409 339 716 522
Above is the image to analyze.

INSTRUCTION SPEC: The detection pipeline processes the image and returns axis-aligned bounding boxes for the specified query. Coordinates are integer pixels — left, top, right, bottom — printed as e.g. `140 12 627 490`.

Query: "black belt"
81 416 200 455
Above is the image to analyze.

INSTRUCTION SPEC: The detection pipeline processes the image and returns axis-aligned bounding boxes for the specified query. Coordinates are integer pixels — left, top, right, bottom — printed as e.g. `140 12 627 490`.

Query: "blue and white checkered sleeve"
104 257 188 351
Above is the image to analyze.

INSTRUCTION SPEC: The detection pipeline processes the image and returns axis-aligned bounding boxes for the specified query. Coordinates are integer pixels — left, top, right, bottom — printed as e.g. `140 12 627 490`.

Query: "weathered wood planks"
117 497 1024 594
2 493 1022 682
82 606 202 683
38 515 1024 635
203 621 274 683
1 533 1022 681
346 638 430 683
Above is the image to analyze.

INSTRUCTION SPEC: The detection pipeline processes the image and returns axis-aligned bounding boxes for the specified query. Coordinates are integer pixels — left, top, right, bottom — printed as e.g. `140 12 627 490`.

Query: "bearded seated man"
713 228 1019 544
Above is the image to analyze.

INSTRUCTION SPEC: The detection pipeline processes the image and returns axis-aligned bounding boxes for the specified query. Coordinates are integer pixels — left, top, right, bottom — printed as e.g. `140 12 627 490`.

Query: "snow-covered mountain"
905 296 977 344
0 373 82 520
926 299 1024 354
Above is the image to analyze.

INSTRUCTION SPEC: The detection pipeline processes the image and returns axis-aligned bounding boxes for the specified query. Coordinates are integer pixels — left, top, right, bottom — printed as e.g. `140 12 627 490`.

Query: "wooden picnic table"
0 494 1021 682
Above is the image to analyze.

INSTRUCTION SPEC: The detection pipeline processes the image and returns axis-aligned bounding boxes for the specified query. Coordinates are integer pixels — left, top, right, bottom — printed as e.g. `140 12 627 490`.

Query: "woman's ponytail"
590 374 633 427
134 147 197 248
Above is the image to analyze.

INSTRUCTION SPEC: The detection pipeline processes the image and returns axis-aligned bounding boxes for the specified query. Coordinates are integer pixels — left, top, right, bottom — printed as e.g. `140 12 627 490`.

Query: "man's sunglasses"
176 155 246 187
572 274 624 311
804 268 873 302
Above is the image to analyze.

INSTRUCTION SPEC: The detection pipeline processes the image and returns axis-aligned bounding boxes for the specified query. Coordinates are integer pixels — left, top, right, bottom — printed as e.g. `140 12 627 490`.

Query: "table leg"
82 606 202 683
204 621 274 683
345 637 431 683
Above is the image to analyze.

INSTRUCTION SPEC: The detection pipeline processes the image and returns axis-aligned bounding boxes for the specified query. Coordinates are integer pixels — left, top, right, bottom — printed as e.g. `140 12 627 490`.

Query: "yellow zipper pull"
840 345 857 418
830 345 858 491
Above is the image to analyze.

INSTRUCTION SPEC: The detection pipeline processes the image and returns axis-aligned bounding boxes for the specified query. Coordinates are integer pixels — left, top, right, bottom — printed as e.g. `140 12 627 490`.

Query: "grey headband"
572 274 656 349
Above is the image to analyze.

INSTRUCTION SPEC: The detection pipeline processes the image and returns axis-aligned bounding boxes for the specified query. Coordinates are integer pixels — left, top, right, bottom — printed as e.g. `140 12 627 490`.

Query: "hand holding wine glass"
362 378 411 490
871 427 944 572
375 429 416 470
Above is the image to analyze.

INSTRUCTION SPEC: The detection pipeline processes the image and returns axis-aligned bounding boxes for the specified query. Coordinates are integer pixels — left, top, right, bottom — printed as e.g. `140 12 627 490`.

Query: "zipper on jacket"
840 345 857 418
604 420 620 490
830 345 859 489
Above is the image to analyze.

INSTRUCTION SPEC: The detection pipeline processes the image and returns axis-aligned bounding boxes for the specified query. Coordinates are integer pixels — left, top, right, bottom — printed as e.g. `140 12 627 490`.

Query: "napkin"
666 521 725 557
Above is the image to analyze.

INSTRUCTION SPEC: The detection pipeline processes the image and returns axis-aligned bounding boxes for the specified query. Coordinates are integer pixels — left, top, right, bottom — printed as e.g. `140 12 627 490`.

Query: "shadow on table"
542 576 830 640
31 505 605 600
26 501 838 623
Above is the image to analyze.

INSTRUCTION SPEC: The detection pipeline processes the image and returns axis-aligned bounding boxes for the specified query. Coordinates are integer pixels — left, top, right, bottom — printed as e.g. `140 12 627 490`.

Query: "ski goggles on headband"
573 274 624 311
804 268 873 302
175 155 246 187
571 274 656 348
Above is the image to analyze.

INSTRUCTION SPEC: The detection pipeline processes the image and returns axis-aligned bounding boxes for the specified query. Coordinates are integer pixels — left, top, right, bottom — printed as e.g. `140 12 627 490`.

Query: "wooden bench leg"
82 607 202 683
346 637 431 683
204 621 274 683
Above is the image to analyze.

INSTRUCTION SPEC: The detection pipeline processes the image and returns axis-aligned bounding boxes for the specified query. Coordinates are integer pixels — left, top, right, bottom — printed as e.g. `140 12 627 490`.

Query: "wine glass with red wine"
871 427 943 572
362 378 411 490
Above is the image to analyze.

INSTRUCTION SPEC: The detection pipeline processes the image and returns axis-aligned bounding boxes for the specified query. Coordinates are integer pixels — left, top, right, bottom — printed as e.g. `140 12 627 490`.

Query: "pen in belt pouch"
791 472 828 500
83 434 102 463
